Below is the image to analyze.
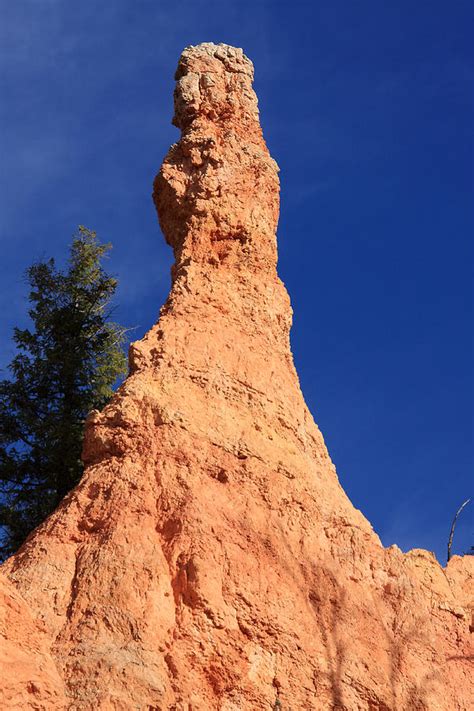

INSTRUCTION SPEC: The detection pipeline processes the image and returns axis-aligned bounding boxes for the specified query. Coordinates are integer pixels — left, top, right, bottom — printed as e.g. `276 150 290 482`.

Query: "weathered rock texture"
0 43 472 710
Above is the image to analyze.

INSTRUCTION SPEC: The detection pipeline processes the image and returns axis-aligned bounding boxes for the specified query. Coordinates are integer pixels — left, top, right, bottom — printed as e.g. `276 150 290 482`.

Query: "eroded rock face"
0 43 472 710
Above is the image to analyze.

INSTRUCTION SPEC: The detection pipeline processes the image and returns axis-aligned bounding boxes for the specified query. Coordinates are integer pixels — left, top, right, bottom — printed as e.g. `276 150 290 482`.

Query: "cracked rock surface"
0 43 472 710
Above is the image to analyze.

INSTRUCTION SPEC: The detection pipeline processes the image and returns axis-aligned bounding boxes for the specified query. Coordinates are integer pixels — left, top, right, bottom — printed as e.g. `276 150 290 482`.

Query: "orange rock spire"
0 43 472 710
154 43 279 277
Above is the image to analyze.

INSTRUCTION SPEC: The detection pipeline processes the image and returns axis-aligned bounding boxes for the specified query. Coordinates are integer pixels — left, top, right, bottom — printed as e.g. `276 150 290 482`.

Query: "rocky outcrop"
0 43 472 710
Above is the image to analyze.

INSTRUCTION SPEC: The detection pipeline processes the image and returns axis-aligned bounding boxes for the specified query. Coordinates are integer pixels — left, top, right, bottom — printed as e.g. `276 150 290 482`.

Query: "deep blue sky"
1 1 472 562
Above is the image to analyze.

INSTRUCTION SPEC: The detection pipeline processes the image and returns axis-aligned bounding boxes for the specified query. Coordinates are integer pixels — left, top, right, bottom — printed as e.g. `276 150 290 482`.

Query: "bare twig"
447 498 471 563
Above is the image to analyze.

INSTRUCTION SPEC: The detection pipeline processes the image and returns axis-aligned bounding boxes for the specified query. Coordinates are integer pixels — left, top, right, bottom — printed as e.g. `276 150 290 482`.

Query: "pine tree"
0 227 127 558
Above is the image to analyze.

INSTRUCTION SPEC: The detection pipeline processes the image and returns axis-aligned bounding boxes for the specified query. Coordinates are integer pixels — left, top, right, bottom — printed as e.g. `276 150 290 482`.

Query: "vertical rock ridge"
0 43 472 711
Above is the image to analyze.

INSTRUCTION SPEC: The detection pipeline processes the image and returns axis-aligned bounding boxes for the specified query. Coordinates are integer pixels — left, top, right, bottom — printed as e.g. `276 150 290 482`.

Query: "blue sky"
1 0 472 562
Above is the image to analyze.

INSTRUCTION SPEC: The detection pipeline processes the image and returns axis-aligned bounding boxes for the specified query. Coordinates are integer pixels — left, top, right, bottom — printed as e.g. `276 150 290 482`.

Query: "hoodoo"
0 43 472 710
